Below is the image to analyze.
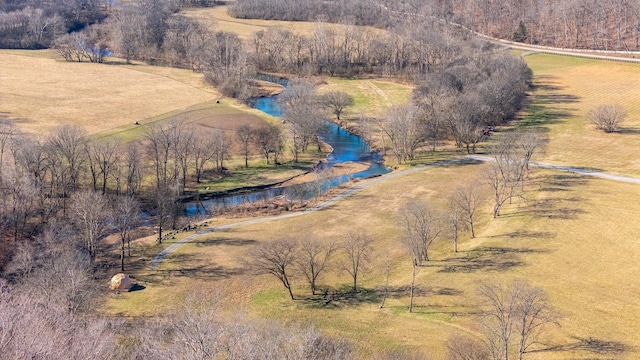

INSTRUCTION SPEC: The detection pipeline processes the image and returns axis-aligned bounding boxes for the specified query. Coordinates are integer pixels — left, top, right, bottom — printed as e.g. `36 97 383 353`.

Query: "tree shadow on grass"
617 127 640 135
538 173 590 193
376 284 463 298
530 336 631 357
517 77 580 129
302 285 380 309
152 252 246 279
501 230 556 239
527 197 588 220
191 237 257 247
435 246 548 273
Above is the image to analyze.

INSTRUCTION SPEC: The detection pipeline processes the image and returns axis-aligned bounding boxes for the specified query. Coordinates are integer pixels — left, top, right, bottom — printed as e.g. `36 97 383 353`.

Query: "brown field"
104 158 640 359
182 5 383 39
104 51 640 359
0 50 219 135
523 54 640 176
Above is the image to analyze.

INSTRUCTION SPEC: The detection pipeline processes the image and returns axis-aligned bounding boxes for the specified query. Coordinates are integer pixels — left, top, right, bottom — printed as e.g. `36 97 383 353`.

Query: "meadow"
104 50 640 359
0 50 218 135
521 53 640 176
182 5 383 40
4 11 640 357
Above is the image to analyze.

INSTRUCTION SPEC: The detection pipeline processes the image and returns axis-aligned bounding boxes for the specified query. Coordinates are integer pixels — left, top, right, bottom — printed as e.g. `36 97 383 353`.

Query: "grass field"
104 51 640 359
0 50 221 135
522 53 640 176
106 159 640 359
182 5 383 40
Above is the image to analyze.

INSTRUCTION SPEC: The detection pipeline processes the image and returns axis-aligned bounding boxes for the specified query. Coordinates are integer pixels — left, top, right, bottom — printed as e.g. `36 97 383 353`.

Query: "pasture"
105 52 640 359
107 158 640 359
182 5 382 40
522 53 640 176
0 50 219 135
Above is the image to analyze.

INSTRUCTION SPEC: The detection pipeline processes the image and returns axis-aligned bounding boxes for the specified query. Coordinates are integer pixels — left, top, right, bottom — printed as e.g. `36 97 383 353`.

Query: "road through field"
150 156 640 268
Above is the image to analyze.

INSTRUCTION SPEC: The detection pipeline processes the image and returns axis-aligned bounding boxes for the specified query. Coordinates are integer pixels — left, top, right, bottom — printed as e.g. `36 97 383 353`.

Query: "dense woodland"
0 0 562 359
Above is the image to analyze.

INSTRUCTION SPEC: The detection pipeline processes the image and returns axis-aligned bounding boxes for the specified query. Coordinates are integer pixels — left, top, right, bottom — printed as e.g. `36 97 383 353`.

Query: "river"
182 86 390 216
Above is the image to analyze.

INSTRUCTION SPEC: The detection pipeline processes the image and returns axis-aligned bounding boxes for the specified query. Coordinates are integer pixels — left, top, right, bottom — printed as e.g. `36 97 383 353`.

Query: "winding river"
182 86 390 216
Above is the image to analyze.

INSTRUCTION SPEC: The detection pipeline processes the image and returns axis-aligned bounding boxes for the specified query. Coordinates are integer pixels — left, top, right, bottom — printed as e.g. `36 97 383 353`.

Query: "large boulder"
110 273 132 292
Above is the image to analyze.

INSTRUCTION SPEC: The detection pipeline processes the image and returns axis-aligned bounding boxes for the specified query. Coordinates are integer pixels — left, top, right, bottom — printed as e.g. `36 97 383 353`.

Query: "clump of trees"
279 79 326 162
229 0 393 28
0 0 105 49
248 232 372 300
588 104 627 133
375 52 531 159
485 130 547 217
447 280 558 360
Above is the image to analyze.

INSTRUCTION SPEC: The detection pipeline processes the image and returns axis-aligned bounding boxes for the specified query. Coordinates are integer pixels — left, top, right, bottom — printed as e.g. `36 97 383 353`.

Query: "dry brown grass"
182 5 383 40
0 50 217 135
106 159 640 358
523 54 640 176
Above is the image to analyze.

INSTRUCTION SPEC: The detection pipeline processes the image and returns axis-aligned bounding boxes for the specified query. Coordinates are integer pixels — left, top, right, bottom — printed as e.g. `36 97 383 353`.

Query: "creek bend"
181 86 390 216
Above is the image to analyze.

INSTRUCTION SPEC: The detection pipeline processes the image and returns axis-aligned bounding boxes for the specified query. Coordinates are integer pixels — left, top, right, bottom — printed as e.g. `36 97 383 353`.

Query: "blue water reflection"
180 85 390 216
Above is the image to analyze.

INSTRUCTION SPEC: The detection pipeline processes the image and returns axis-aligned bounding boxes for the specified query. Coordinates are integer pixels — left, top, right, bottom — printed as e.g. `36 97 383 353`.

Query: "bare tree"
236 124 254 168
588 104 627 133
254 124 284 165
47 125 87 212
381 105 426 163
122 142 143 195
280 79 325 162
249 239 298 300
477 280 557 360
211 128 231 172
144 120 181 190
86 137 121 194
154 183 179 243
485 136 527 218
447 334 490 360
321 90 355 122
450 182 482 238
297 238 336 295
447 198 465 254
341 232 373 292
399 201 441 312
0 120 15 183
70 191 109 264
191 130 216 184
110 195 140 271
400 201 442 264
514 130 547 173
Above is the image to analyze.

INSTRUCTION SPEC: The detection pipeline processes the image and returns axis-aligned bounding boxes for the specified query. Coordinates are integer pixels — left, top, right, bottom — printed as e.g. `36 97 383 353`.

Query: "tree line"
0 0 106 49
428 0 640 51
230 0 640 51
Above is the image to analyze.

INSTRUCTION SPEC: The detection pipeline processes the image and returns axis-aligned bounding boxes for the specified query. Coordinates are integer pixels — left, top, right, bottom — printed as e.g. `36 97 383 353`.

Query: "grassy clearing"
320 78 413 119
106 159 640 358
182 5 383 40
521 53 640 176
0 49 220 135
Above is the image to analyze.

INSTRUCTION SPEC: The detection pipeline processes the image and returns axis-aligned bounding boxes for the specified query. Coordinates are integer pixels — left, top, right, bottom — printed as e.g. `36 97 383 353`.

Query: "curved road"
150 156 640 268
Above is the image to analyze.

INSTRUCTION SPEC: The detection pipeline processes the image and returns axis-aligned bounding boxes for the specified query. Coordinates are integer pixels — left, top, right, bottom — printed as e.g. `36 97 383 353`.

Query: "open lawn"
320 78 413 120
521 53 640 176
104 155 640 358
0 49 218 135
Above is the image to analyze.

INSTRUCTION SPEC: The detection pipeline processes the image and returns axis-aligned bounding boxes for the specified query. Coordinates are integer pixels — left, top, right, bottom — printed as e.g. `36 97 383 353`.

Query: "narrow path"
466 155 640 184
149 159 462 268
365 80 393 108
150 155 640 268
